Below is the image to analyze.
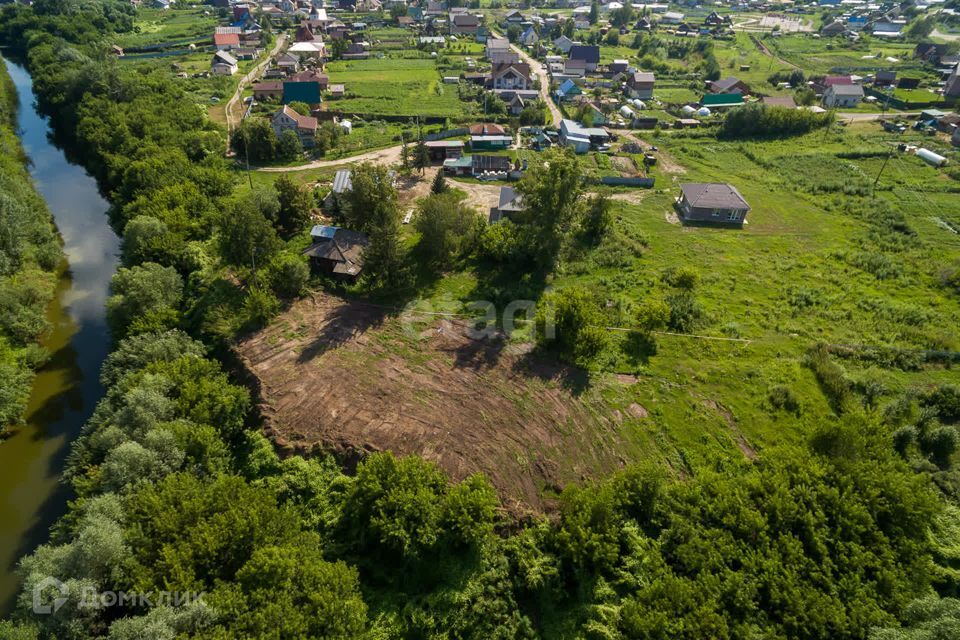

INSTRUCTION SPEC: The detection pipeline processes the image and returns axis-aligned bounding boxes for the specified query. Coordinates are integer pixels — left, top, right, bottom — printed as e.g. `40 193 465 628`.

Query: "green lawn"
325 56 477 118
115 6 217 50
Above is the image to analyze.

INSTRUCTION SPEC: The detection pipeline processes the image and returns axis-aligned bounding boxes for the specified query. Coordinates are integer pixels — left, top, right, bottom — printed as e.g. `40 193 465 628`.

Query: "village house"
822 83 864 108
519 26 539 47
253 81 284 101
568 45 600 72
559 118 609 153
661 11 685 24
701 92 744 109
450 13 481 35
555 78 583 101
424 140 464 162
626 71 655 99
304 225 369 281
761 95 797 109
276 53 301 73
503 10 527 26
214 32 240 50
914 42 951 65
820 20 846 37
271 105 318 148
490 186 524 223
488 62 531 90
677 183 750 225
211 51 239 75
563 58 588 77
498 89 539 115
946 63 960 99
553 35 576 53
342 41 371 60
443 154 513 177
710 77 749 95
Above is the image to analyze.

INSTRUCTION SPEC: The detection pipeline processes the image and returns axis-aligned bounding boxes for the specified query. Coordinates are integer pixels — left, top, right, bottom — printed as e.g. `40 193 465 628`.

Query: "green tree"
274 174 313 236
343 163 400 233
430 167 448 194
415 192 482 268
277 129 303 161
589 1 599 24
515 147 584 268
413 135 430 175
106 263 183 337
216 199 281 283
536 287 609 365
233 118 277 163
581 193 612 242
287 100 311 116
121 215 184 267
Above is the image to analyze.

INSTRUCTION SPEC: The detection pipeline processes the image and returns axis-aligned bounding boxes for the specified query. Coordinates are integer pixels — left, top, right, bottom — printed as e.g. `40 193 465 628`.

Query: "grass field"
325 56 477 118
353 121 960 474
115 6 217 50
766 34 931 76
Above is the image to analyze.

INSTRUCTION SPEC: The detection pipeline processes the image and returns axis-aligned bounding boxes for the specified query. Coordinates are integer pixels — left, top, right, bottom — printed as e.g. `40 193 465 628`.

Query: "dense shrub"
720 103 834 139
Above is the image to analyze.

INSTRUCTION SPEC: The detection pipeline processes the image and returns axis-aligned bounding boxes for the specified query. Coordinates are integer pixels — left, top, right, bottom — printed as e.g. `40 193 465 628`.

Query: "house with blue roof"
520 26 539 47
555 78 583 101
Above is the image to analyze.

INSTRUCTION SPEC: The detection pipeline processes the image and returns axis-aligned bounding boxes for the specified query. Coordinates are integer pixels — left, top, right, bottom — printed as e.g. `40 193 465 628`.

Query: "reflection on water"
0 57 119 615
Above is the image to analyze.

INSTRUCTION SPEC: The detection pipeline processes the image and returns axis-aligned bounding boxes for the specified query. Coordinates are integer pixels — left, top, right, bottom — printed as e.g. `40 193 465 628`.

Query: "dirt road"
258 143 404 172
225 34 288 151
509 42 562 127
837 111 922 122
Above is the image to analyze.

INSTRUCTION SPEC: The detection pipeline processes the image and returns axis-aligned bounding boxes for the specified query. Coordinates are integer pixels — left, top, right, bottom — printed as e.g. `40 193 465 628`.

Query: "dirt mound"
236 293 631 513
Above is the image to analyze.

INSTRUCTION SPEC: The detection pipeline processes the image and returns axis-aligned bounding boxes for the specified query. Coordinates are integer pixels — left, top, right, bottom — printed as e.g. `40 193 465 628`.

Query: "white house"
211 51 238 76
822 83 864 107
559 118 609 153
271 106 318 148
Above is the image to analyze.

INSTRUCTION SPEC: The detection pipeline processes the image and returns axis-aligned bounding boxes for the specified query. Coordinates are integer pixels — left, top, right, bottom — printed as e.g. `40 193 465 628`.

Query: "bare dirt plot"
236 293 634 512
611 156 639 177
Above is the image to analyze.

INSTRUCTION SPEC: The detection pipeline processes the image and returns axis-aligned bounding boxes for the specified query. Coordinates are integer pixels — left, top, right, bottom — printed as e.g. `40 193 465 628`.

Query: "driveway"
225 34 289 149
508 42 562 126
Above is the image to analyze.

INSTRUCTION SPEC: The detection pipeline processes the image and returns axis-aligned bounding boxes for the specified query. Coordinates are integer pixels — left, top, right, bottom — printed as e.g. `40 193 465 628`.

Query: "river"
0 58 119 615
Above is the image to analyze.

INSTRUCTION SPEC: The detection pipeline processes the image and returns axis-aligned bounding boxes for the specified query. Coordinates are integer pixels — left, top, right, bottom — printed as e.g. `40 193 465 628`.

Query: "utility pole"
873 151 892 193
244 128 254 190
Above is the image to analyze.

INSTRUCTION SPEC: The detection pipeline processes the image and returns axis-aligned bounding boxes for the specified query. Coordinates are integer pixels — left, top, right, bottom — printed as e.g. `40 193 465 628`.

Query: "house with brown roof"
677 183 750 225
761 95 797 109
710 77 749 95
488 62 531 90
468 123 506 136
271 106 318 148
253 81 284 101
304 225 369 280
289 69 330 90
450 13 481 35
627 71 655 99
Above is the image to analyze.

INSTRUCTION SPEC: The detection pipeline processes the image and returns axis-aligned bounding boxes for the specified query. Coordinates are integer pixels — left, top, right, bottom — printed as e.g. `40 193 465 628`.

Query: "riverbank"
0 57 118 615
0 56 61 437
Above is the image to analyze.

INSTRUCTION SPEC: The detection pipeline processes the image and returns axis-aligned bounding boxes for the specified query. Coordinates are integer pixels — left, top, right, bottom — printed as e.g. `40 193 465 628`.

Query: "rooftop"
680 183 750 211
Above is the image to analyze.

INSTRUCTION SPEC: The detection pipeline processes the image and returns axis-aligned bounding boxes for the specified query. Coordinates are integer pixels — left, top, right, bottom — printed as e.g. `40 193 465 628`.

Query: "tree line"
0 58 63 432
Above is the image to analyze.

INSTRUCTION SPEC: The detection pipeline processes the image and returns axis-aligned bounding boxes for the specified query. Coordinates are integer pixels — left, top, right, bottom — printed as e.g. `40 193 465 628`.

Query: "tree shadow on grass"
448 259 552 373
623 331 658 367
512 347 592 397
296 298 392 363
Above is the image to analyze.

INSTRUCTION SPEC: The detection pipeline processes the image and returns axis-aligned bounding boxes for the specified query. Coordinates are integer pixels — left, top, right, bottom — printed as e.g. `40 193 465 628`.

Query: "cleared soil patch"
236 293 632 512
